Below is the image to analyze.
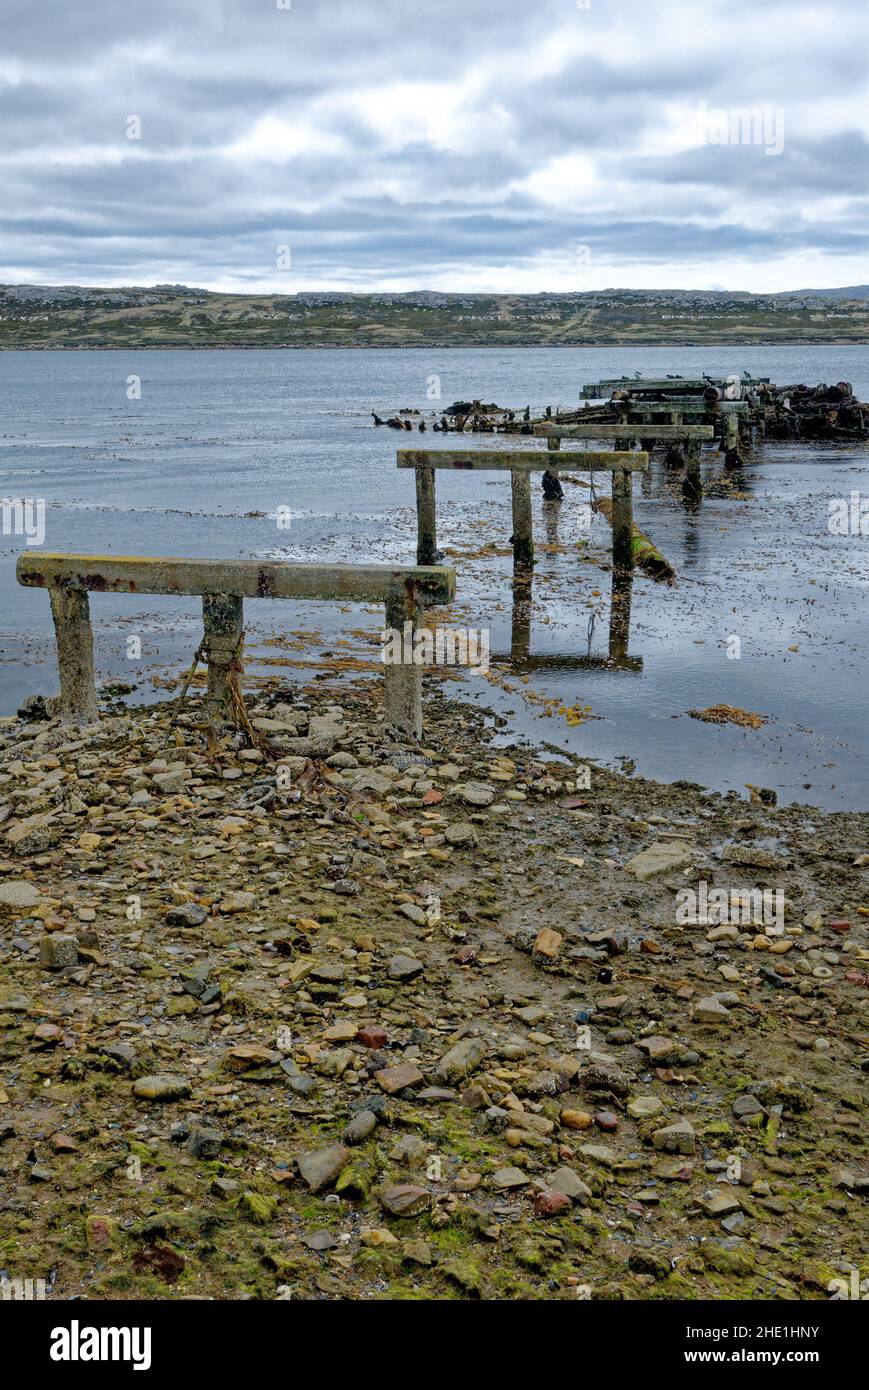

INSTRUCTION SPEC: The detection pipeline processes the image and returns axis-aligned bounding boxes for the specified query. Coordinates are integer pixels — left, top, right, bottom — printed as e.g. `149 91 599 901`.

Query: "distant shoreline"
3 284 867 352
3 338 869 351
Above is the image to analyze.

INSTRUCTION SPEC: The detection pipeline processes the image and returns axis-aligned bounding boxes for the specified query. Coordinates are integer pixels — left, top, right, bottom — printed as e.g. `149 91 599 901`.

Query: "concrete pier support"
19 554 454 741
724 414 741 467
542 434 563 501
202 593 244 716
415 466 438 565
383 591 422 738
48 586 99 726
611 468 634 574
510 470 534 574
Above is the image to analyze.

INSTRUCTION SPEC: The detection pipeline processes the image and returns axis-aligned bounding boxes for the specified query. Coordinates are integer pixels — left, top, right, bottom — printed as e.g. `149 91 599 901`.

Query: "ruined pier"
398 446 648 576
16 554 455 739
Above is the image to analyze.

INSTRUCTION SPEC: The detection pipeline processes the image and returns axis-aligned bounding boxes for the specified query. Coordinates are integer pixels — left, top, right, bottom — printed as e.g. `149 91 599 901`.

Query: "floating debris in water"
688 704 767 729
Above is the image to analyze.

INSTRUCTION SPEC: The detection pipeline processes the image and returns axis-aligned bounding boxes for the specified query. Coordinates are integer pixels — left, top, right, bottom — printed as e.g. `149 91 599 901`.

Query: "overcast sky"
1 0 867 293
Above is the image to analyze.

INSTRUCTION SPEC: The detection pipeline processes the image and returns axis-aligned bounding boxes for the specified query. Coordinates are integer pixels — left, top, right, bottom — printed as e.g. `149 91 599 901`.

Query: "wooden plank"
534 423 713 441
16 554 455 606
493 652 643 673
582 378 713 398
398 449 648 472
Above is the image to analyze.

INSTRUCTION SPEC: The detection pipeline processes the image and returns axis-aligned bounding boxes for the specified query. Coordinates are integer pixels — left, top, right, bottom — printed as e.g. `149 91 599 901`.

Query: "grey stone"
132 1074 192 1102
652 1119 696 1155
0 881 42 911
547 1166 592 1205
343 1110 377 1145
38 934 78 970
297 1144 351 1192
166 902 208 927
388 953 424 980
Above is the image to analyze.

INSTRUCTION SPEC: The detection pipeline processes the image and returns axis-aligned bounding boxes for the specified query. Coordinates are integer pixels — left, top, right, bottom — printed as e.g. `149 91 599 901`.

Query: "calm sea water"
1 345 868 809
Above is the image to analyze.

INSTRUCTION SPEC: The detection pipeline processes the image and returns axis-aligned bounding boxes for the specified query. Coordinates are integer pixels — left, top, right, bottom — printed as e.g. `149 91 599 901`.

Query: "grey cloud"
0 0 866 288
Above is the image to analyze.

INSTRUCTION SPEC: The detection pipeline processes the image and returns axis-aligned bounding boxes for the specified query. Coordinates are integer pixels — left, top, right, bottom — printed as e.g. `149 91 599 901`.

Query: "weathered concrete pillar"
724 414 741 467
383 591 422 738
664 412 686 468
202 594 244 716
48 585 99 725
510 470 534 574
415 466 438 565
611 468 634 573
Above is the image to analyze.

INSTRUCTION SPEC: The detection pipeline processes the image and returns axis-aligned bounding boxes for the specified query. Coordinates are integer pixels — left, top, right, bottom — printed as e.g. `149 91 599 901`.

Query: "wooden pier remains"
16 554 455 738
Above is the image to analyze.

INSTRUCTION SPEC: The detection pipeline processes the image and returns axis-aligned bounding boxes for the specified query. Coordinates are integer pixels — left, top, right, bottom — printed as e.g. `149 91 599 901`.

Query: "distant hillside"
789 285 869 300
2 284 868 348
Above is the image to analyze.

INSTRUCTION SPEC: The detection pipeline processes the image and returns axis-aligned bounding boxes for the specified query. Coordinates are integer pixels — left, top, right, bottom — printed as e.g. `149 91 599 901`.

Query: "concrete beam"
612 398 749 415
17 554 454 606
534 423 713 441
398 449 648 472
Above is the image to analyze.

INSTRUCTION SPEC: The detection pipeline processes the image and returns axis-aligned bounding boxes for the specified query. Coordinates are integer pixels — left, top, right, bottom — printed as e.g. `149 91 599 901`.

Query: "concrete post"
48 586 99 725
415 466 438 565
202 594 244 716
510 470 534 574
611 468 634 573
724 414 741 467
383 591 422 738
665 411 686 467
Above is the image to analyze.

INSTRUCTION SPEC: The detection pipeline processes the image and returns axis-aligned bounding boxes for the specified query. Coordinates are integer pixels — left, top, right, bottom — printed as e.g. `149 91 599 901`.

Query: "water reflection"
507 566 642 673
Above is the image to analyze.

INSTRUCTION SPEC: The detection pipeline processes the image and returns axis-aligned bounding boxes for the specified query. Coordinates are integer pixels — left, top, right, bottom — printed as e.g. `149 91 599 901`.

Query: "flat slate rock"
0 881 42 910
492 1166 529 1190
376 1061 424 1094
132 1074 191 1102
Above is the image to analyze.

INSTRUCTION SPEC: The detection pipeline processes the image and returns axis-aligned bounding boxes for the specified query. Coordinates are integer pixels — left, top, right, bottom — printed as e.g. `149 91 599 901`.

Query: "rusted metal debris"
763 381 869 440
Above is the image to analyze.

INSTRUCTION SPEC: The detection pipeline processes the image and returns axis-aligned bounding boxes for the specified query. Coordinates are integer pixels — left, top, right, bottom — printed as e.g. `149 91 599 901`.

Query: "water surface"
1 345 867 809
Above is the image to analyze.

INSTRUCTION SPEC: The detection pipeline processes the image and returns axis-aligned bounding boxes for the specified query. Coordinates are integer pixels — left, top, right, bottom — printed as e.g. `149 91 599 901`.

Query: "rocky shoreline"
1 677 867 1300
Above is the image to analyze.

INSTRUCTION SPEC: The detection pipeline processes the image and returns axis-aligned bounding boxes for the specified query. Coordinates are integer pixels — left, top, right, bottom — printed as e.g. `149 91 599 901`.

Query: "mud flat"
0 678 867 1301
